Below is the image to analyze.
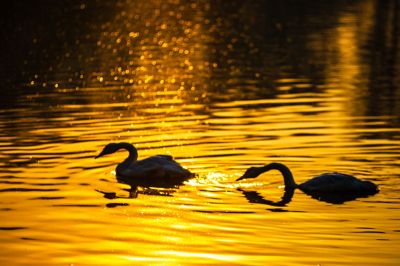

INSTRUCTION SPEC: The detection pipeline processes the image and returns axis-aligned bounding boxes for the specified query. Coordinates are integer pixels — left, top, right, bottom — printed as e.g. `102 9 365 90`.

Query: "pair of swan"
95 143 379 201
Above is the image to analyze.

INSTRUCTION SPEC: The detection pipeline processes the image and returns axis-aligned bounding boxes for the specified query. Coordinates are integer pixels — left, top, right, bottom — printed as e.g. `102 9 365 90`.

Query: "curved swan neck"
117 142 138 165
262 162 297 189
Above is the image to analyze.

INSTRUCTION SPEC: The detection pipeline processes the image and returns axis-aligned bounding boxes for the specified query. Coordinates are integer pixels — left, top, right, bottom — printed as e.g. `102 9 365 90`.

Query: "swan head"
95 143 121 158
236 167 262 181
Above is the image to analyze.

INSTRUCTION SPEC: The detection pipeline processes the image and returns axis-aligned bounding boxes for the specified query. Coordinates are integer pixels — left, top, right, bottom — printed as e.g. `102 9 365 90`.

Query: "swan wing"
134 155 176 166
300 173 376 193
118 155 192 187
154 155 174 161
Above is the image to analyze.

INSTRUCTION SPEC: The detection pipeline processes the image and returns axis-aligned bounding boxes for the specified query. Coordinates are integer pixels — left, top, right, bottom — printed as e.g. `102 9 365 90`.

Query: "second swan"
237 162 378 202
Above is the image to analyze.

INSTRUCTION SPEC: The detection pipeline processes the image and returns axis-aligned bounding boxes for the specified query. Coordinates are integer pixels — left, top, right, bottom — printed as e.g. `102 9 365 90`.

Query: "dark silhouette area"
1 1 117 88
365 0 400 132
2 0 399 111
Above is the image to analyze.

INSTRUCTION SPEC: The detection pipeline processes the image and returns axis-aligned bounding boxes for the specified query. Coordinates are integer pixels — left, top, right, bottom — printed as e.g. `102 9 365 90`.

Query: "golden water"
1 1 399 265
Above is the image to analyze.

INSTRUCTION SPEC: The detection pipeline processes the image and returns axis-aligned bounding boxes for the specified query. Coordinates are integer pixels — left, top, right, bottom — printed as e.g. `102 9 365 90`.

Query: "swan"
95 142 194 191
236 162 379 203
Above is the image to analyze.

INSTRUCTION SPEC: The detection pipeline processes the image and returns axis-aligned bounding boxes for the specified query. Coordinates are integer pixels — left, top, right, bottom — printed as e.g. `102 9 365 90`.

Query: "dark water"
1 1 400 265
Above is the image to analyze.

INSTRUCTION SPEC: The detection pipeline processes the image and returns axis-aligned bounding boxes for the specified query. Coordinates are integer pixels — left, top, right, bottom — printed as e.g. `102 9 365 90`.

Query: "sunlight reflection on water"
1 0 400 265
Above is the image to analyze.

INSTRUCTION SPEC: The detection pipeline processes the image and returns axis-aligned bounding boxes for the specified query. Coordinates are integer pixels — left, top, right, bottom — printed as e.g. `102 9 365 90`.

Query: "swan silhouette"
95 143 194 195
237 162 379 204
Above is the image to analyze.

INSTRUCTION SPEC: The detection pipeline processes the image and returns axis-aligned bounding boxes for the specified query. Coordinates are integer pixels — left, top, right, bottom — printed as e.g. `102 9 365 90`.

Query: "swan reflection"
96 187 177 199
238 187 294 206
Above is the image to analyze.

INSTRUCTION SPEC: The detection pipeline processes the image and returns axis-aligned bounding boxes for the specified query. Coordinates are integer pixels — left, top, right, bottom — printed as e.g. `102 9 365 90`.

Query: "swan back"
117 155 193 188
299 173 378 194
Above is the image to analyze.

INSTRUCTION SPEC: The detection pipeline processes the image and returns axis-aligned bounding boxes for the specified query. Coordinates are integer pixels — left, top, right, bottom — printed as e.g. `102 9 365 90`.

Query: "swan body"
298 172 377 194
236 162 378 201
95 142 193 188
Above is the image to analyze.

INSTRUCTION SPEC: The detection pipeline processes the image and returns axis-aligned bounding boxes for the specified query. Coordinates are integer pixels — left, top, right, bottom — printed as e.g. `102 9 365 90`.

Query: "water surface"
1 1 400 265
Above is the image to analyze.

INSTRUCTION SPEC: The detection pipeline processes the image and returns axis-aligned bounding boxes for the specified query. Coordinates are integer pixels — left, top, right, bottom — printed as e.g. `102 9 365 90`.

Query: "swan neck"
263 163 297 189
118 142 138 168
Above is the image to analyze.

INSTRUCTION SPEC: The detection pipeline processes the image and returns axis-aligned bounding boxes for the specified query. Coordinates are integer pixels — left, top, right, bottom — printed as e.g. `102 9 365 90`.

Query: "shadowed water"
1 0 400 265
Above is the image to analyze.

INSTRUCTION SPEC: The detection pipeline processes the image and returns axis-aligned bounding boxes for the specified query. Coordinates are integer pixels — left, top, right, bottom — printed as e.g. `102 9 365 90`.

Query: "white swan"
237 162 378 199
95 142 194 189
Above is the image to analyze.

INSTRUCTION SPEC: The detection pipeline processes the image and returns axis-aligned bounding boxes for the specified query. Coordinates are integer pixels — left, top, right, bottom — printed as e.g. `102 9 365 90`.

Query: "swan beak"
95 151 106 159
236 175 246 181
236 171 256 181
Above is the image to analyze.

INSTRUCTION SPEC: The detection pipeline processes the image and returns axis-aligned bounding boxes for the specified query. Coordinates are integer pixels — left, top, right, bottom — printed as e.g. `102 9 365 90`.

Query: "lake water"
1 0 400 265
